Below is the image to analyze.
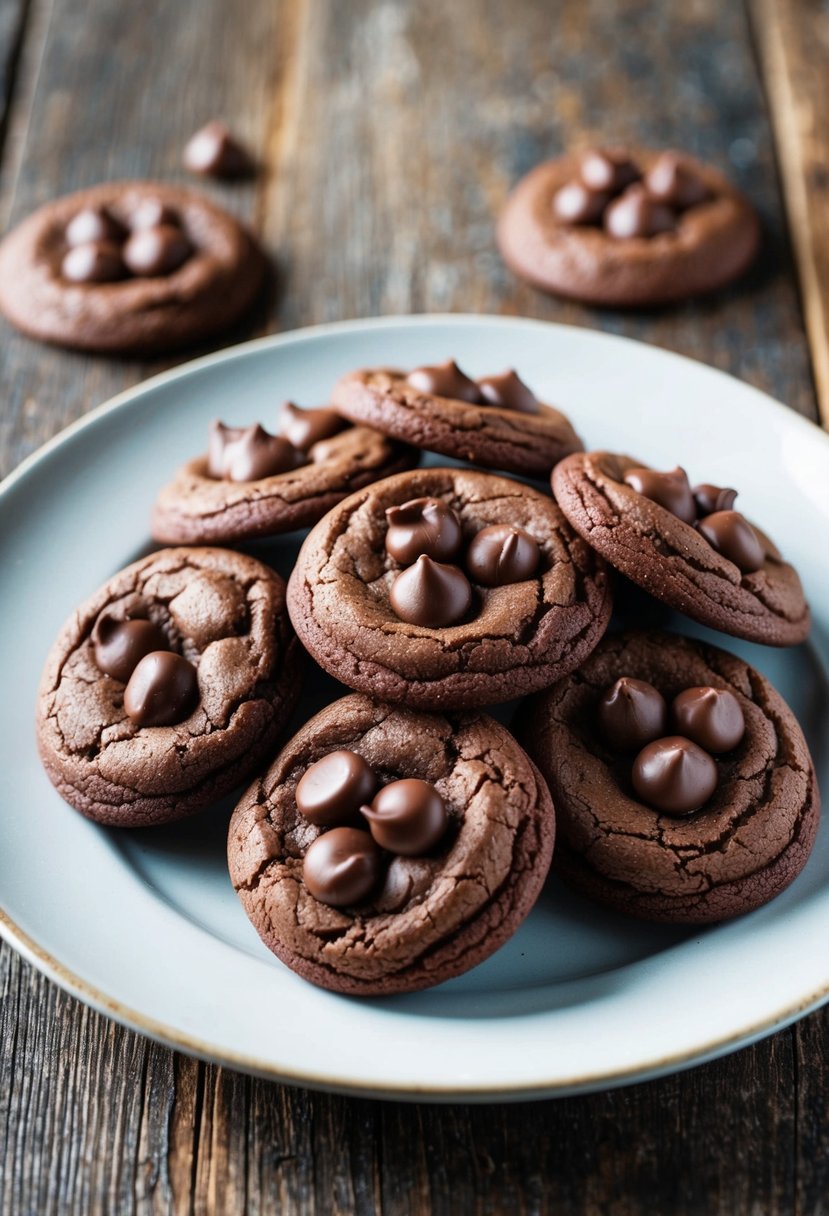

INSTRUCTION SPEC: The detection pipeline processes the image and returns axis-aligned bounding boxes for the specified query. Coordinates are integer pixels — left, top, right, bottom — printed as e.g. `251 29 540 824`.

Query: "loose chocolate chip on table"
476 369 539 414
672 686 746 753
208 421 299 482
65 206 126 247
303 826 384 908
466 523 540 587
91 614 169 683
551 180 609 225
295 750 377 827
385 498 463 565
631 735 718 815
278 402 346 451
579 148 641 194
183 121 254 179
598 676 669 752
361 778 449 855
122 225 192 277
389 554 472 627
697 510 765 573
645 152 709 209
604 184 676 239
623 465 697 524
61 241 124 284
693 482 738 515
406 359 482 403
123 651 199 728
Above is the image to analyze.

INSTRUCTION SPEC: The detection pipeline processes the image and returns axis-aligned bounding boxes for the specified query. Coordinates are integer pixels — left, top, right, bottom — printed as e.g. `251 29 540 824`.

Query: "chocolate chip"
65 206 126 247
389 555 472 627
208 421 299 481
385 498 463 565
552 180 609 225
129 199 181 231
123 651 199 727
361 778 448 855
645 152 709 209
277 402 346 451
303 827 384 908
122 225 192 277
631 736 718 815
183 121 254 179
476 369 539 414
604 184 676 239
580 148 641 195
295 750 377 827
466 524 540 587
91 614 169 683
697 510 765 573
623 466 696 524
406 360 483 403
61 241 125 284
598 677 669 752
693 483 738 516
671 686 745 753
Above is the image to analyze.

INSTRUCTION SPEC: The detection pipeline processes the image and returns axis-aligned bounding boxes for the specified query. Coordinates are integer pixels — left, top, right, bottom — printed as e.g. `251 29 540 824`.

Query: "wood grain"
751 0 829 428
1 1 827 1214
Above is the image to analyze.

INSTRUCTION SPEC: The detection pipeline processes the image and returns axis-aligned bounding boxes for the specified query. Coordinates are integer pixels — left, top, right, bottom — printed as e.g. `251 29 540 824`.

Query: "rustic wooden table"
2 1 828 1212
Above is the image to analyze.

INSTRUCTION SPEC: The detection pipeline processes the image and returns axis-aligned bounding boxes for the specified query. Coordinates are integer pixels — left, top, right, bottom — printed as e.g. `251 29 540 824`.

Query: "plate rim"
2 312 828 1101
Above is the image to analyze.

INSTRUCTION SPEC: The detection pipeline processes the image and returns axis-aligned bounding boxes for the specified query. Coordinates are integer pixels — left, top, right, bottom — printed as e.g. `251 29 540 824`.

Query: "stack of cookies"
36 353 819 997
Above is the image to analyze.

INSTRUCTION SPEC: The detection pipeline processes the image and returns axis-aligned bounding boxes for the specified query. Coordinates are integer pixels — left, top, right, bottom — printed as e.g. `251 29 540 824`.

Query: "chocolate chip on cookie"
517 630 819 923
287 466 612 709
330 362 581 477
227 694 555 995
37 547 301 827
0 182 266 354
552 451 809 646
498 147 759 306
151 407 418 544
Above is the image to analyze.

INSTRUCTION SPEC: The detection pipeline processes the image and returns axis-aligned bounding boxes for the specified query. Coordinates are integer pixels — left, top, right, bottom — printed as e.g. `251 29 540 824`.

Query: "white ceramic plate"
1 315 827 1102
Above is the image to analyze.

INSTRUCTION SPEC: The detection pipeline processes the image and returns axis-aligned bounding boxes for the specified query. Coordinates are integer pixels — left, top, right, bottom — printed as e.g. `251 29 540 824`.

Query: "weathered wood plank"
750 0 829 428
0 0 28 145
1 0 825 1214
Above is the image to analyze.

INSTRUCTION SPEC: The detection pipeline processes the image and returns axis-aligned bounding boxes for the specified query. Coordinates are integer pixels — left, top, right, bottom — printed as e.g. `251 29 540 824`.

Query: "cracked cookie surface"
37 547 301 827
517 631 819 923
227 694 556 994
552 450 809 646
497 151 759 306
331 368 582 476
0 182 265 354
151 425 418 543
287 467 613 709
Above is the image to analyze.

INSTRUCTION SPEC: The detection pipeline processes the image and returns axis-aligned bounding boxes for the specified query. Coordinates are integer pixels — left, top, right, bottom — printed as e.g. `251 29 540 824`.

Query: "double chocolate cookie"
552 452 809 646
518 631 819 923
151 405 417 544
287 467 612 709
498 148 760 306
331 361 582 477
228 694 555 995
0 182 265 353
37 547 300 827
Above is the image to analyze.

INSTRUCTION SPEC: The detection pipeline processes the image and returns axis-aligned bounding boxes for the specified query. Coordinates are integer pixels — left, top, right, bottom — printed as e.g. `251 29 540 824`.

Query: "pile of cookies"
36 356 819 997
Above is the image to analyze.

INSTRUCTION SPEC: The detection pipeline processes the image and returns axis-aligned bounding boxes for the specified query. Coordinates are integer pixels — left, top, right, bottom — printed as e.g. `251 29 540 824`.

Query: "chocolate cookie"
497 148 760 306
228 694 555 995
287 466 612 709
330 361 582 476
37 547 300 827
151 406 417 544
0 182 265 354
518 631 819 923
552 452 809 646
